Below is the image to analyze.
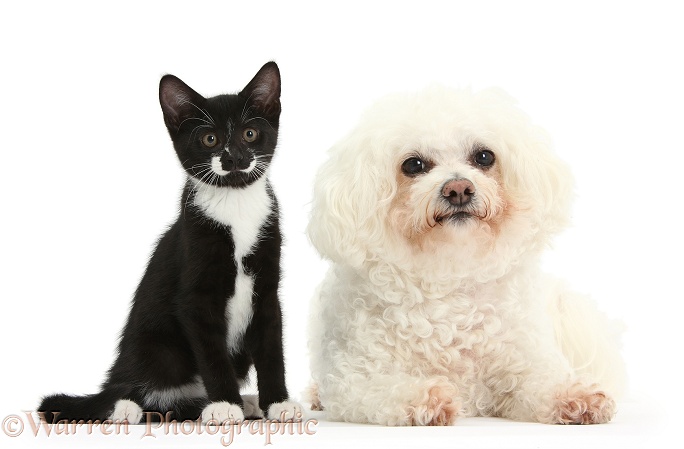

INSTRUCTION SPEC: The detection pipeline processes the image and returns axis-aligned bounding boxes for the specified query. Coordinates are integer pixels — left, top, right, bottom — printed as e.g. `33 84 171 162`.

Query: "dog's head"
308 86 573 279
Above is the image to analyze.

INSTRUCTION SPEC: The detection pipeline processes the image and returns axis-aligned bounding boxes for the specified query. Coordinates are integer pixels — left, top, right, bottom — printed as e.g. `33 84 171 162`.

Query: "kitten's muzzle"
442 178 474 207
221 148 253 172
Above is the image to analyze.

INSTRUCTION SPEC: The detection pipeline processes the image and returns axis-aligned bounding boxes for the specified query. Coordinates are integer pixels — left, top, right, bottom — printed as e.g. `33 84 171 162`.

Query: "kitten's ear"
239 61 281 116
159 75 205 132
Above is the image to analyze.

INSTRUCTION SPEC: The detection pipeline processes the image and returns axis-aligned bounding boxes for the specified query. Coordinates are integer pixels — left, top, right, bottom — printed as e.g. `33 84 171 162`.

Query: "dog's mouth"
435 210 474 225
427 194 493 229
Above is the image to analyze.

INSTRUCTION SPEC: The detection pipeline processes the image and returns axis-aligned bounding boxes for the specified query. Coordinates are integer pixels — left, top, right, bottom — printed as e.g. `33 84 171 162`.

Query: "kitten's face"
159 62 281 188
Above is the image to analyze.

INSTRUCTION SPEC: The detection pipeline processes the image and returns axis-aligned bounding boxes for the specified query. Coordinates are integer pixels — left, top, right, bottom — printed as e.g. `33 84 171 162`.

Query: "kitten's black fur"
39 62 292 423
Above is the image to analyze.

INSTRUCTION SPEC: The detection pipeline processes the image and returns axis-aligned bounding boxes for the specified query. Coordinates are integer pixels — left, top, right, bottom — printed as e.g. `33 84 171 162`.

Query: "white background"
1 1 682 448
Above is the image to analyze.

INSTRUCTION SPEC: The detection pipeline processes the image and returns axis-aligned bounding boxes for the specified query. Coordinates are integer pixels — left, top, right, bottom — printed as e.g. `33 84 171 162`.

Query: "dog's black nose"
442 179 475 207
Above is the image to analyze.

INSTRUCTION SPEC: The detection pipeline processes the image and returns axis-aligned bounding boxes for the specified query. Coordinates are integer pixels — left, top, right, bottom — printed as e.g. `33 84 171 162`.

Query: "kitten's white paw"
267 400 303 422
109 399 143 424
201 402 244 424
242 394 264 418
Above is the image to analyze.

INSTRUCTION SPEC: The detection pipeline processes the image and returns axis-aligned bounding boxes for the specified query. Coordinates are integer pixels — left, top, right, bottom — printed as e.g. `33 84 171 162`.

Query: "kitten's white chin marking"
109 399 143 424
210 155 257 176
201 402 244 423
242 158 257 173
191 175 272 233
211 156 229 176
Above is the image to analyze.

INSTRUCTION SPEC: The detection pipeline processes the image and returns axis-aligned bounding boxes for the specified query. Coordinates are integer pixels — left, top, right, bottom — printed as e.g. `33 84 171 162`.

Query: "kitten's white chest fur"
192 176 273 353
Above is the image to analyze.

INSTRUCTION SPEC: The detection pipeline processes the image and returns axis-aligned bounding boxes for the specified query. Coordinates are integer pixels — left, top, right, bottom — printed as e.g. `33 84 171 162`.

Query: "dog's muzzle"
434 178 478 224
442 178 474 207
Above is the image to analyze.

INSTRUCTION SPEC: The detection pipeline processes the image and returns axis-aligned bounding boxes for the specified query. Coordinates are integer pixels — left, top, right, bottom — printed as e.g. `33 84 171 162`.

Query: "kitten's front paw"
242 394 264 419
201 402 244 424
109 399 143 424
267 401 303 421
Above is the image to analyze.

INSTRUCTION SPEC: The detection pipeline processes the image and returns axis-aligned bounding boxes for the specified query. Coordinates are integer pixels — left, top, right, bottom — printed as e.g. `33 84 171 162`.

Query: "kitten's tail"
38 385 130 423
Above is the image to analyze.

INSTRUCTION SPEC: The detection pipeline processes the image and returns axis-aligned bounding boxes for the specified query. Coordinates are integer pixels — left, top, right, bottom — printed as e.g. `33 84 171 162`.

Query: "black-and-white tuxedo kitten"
39 62 301 424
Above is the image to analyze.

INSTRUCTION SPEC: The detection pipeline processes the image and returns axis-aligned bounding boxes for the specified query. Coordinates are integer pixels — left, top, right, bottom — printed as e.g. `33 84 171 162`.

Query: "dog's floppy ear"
307 134 395 269
520 141 574 239
490 101 574 241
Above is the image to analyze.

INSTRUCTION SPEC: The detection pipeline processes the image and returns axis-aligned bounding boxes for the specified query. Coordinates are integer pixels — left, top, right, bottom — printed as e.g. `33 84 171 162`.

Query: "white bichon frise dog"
306 86 626 426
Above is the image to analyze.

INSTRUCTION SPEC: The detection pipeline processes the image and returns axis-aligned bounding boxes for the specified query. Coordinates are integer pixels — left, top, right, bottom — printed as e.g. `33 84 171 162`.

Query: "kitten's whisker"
188 124 213 143
190 162 213 176
179 116 213 128
247 155 269 179
186 166 218 214
251 163 266 178
244 116 276 132
181 124 213 153
177 99 215 125
195 169 214 185
240 94 256 122
189 164 212 180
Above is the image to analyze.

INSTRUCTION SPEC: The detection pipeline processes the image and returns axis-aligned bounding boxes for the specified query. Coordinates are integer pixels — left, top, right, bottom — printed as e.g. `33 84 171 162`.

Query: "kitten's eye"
242 128 258 143
401 157 429 176
202 133 218 148
473 149 495 168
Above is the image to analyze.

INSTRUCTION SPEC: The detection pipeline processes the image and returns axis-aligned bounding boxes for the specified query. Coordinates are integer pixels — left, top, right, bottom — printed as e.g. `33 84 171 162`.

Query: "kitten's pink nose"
442 179 475 207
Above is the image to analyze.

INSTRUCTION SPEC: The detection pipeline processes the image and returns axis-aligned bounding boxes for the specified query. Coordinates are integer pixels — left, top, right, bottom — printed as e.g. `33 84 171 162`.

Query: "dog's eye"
401 157 428 176
474 149 495 168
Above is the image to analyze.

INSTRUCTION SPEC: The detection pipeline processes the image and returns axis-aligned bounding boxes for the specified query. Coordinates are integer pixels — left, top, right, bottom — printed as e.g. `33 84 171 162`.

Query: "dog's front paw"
201 402 244 424
542 383 616 424
408 385 461 426
304 382 324 411
267 401 303 421
109 399 143 424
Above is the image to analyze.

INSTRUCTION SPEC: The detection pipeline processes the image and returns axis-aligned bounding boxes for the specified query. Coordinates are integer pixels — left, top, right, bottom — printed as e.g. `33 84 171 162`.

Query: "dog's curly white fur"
306 86 626 425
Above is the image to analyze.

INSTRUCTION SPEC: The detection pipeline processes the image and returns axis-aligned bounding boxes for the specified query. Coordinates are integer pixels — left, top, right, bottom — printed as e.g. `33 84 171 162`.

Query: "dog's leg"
534 282 620 424
303 382 323 411
317 374 461 426
492 358 616 424
547 283 627 398
490 279 621 424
